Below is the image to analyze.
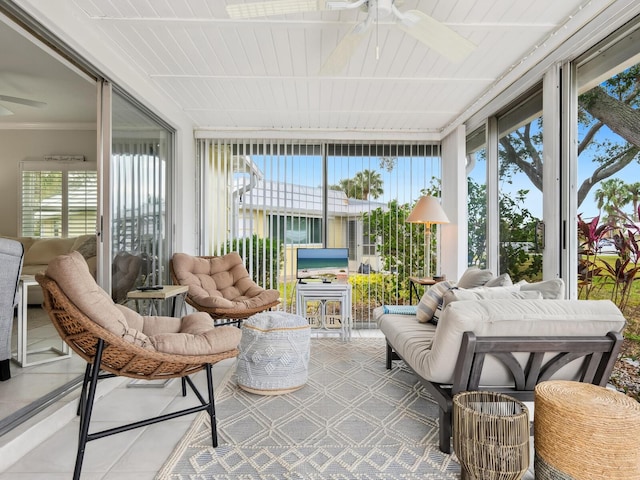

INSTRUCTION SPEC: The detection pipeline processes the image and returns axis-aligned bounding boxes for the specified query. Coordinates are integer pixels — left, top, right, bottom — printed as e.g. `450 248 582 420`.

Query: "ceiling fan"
226 0 475 75
0 94 47 116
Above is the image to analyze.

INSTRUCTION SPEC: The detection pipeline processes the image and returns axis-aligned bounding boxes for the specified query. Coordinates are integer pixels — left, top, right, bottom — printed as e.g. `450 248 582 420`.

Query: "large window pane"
466 127 487 268
199 140 441 327
497 91 544 282
111 91 173 303
576 60 640 313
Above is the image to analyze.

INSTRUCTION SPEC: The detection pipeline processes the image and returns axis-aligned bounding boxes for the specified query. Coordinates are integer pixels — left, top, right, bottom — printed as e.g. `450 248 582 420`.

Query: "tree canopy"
499 64 640 208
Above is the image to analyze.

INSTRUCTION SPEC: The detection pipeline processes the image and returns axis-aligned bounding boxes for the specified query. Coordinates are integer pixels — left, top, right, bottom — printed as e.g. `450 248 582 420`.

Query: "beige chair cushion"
25 237 76 265
47 251 131 337
172 252 280 311
46 251 241 355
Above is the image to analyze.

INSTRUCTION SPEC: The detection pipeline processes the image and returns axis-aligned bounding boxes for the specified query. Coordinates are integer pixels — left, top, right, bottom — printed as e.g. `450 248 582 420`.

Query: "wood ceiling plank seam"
185 28 219 76
116 0 147 18
293 28 310 77
136 25 181 74
237 25 265 77
71 0 110 18
189 0 216 18
100 24 166 75
428 0 457 24
223 28 252 77
202 29 237 76
164 28 205 76
390 30 424 81
148 0 180 18
164 0 198 18
257 26 285 77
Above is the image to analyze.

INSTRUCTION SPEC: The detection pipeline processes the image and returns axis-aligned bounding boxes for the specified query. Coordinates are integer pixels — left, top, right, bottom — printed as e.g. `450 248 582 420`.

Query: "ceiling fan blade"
320 22 370 76
226 0 327 18
0 104 14 116
0 94 47 108
397 10 475 62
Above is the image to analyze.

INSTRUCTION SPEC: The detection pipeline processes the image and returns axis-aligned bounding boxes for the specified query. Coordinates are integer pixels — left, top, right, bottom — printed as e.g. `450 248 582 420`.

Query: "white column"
441 125 468 281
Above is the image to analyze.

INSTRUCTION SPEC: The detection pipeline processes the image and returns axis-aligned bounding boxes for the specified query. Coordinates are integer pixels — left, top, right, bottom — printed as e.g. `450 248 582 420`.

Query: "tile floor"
0 328 384 479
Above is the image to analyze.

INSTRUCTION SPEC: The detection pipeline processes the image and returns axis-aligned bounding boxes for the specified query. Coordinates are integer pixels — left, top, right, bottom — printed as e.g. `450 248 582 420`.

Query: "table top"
19 274 38 286
127 284 189 300
408 276 437 286
296 281 351 291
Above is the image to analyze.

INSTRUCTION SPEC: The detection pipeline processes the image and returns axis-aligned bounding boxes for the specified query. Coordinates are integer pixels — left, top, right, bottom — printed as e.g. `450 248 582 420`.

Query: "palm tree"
594 178 631 224
627 182 640 222
334 169 384 200
353 169 384 200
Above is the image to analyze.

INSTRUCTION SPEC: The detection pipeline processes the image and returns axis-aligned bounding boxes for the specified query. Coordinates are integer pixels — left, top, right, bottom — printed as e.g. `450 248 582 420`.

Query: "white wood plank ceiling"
4 0 635 138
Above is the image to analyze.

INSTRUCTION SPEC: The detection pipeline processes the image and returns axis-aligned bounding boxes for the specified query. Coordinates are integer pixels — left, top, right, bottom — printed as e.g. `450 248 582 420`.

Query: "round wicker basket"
534 380 640 480
453 391 530 480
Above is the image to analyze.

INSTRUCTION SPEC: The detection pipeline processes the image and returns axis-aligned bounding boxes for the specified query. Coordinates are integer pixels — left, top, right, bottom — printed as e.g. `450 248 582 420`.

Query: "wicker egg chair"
170 252 281 327
36 252 241 480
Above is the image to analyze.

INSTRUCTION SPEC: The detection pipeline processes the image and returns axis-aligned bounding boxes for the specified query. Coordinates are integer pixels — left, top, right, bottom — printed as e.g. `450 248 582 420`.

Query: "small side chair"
170 252 280 327
37 251 242 480
0 237 24 381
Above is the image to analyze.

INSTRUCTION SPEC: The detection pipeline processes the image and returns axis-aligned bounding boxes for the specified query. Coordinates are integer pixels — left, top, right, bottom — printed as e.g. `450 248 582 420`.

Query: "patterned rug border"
156 338 461 479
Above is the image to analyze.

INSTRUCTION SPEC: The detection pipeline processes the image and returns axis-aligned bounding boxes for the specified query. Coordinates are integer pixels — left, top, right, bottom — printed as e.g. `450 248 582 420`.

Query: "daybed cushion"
517 278 565 299
378 299 626 386
45 251 240 355
442 286 542 306
456 267 494 289
172 252 280 311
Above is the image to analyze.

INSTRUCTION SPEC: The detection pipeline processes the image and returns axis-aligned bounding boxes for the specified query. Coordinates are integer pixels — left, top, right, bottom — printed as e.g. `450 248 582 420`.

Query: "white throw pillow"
484 273 513 287
456 267 494 289
516 278 565 299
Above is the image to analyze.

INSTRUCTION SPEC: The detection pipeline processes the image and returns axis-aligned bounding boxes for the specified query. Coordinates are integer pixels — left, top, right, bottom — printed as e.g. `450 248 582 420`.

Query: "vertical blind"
197 138 441 326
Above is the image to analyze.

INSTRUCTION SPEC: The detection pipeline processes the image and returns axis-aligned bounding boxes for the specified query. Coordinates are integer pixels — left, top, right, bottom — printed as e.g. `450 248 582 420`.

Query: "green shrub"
227 235 283 289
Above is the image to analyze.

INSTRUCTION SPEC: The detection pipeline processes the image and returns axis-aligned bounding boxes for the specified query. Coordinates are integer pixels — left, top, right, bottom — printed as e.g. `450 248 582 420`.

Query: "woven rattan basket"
453 391 530 480
534 380 640 480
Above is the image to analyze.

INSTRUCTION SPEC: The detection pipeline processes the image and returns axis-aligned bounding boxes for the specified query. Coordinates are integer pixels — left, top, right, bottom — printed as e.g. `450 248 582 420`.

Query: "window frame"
19 159 97 238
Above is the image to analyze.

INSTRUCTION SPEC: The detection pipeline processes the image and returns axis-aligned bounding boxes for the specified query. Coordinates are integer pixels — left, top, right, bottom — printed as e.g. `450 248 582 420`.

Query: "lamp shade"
406 196 450 225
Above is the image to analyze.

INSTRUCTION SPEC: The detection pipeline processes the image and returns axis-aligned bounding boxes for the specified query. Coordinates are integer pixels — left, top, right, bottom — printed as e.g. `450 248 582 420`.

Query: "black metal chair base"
0 359 10 381
73 339 218 480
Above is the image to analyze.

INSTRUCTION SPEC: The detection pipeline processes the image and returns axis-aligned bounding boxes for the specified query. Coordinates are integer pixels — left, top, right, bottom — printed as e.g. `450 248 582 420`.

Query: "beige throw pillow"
416 281 455 323
456 267 494 289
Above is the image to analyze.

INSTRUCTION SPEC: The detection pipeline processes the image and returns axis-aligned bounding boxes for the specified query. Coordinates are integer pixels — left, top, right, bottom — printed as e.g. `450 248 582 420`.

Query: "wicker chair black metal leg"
205 363 218 447
74 339 105 480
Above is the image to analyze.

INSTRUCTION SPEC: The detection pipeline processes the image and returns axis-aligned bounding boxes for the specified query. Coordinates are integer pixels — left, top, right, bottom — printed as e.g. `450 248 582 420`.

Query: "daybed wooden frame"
386 330 624 453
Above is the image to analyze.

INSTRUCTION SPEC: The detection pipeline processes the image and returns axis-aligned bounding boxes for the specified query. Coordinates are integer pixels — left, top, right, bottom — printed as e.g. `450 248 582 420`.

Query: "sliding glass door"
109 90 174 305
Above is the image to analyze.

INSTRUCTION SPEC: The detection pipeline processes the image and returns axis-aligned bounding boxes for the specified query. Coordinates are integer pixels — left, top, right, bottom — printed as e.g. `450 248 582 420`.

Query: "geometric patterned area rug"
156 338 461 479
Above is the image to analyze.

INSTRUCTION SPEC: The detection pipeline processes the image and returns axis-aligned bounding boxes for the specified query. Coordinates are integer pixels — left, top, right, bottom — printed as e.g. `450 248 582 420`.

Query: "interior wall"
0 129 96 237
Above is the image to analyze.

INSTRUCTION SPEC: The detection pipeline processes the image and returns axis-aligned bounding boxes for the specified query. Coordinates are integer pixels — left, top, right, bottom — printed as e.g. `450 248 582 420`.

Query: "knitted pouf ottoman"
236 311 311 395
534 380 640 480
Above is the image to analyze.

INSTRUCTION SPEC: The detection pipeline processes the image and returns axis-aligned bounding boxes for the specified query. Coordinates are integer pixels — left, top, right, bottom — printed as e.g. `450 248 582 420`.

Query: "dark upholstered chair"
111 251 142 304
37 251 242 480
170 252 280 327
0 238 24 381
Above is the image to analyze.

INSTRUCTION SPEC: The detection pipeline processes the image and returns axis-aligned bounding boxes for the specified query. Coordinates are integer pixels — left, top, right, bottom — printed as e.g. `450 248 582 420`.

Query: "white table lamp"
406 195 450 279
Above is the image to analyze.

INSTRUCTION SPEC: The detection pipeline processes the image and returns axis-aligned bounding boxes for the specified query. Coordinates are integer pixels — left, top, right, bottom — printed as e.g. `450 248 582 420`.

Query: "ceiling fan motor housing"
366 0 394 18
